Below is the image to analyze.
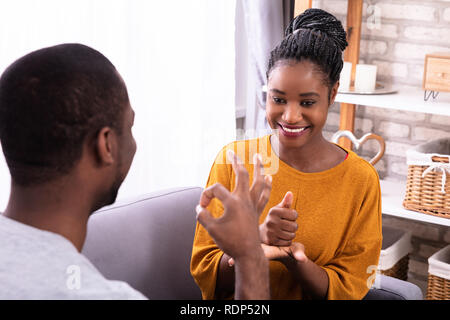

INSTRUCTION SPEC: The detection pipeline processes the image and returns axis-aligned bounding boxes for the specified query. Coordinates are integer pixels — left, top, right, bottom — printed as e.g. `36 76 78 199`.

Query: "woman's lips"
277 123 311 137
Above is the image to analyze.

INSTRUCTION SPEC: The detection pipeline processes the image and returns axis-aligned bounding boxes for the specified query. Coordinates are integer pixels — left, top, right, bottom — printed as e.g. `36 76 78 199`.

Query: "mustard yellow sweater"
190 135 382 300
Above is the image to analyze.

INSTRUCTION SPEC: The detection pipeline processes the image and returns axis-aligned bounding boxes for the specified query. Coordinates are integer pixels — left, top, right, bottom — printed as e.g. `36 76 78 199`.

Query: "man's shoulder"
0 216 146 300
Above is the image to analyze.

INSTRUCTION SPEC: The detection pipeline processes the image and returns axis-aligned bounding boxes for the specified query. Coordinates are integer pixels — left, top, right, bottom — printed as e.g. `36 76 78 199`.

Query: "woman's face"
266 60 338 150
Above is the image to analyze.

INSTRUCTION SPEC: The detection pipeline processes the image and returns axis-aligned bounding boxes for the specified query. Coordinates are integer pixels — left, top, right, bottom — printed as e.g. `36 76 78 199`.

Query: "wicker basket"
426 245 450 300
378 226 412 281
403 138 450 219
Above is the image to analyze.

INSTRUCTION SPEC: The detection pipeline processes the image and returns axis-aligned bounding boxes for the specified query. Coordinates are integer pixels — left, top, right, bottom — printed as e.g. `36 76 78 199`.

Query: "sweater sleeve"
190 146 233 300
322 168 383 300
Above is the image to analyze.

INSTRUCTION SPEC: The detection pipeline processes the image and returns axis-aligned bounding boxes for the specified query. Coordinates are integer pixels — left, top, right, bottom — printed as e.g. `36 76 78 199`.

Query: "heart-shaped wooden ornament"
331 130 386 165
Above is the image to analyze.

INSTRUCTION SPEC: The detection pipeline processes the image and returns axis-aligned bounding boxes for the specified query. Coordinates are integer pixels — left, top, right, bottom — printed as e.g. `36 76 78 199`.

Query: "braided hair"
267 8 348 94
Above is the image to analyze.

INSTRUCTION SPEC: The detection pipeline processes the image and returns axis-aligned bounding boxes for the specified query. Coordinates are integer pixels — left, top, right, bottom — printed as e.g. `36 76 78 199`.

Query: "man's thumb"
279 191 293 208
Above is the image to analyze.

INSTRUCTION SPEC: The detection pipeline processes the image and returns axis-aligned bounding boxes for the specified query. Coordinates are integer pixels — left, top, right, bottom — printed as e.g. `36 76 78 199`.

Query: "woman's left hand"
261 242 307 264
228 242 307 266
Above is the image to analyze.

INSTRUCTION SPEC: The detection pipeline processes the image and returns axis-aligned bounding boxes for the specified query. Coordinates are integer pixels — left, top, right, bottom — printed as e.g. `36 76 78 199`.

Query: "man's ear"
95 127 116 166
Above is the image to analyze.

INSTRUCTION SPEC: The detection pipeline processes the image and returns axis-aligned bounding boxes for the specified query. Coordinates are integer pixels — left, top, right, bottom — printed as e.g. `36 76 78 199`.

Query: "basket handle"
431 155 450 163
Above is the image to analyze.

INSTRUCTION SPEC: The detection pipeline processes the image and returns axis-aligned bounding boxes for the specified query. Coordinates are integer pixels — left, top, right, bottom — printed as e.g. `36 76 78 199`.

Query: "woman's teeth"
282 126 308 133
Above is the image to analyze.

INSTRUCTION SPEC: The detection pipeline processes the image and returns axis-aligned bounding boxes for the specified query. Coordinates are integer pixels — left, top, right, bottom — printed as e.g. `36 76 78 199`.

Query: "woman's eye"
272 96 286 104
301 100 315 107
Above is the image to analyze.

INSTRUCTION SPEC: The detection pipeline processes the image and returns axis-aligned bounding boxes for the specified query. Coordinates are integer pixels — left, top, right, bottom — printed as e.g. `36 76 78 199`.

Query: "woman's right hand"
259 191 298 246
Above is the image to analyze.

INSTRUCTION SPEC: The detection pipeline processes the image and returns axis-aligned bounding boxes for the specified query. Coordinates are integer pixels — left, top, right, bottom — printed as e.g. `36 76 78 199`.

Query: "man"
0 44 270 299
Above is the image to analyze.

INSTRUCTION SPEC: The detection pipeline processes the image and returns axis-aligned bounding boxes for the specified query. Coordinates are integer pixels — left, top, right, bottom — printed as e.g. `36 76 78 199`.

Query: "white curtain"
0 0 236 209
241 0 292 135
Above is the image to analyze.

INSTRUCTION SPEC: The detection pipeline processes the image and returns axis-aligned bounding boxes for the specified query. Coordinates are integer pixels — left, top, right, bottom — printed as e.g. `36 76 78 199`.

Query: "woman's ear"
329 81 340 106
95 127 116 166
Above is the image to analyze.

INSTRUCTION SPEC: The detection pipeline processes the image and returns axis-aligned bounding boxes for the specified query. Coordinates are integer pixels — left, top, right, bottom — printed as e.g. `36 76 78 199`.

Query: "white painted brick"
382 217 440 241
360 138 384 154
324 114 373 139
327 112 340 127
364 107 426 122
443 8 450 22
372 60 408 78
394 43 450 60
320 0 348 16
429 114 450 126
379 121 410 138
323 130 335 142
361 22 398 39
355 117 373 133
375 158 386 172
390 161 408 176
385 141 415 157
409 63 425 82
404 26 450 44
413 127 450 141
409 260 429 276
419 244 443 260
377 3 436 21
360 39 388 56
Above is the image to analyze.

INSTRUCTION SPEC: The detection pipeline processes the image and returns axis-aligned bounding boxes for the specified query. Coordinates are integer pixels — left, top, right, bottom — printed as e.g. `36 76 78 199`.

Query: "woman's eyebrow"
269 88 285 95
269 88 320 97
299 92 320 97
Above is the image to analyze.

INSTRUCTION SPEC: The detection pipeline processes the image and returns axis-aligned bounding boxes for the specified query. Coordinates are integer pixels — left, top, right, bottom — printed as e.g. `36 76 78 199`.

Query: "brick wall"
316 0 450 296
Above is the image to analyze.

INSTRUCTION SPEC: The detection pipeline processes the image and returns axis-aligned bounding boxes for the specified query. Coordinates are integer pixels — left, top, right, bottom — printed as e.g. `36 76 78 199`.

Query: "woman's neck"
270 134 345 173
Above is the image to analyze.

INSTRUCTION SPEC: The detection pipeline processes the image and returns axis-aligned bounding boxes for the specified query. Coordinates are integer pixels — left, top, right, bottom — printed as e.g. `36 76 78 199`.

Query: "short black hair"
267 8 348 92
0 43 129 186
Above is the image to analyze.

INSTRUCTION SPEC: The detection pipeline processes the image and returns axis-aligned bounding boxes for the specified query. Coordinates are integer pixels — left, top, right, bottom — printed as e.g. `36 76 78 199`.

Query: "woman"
190 8 382 300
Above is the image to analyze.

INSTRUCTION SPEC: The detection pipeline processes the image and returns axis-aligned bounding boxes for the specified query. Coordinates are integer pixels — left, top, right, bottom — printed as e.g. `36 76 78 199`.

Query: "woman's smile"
277 122 311 138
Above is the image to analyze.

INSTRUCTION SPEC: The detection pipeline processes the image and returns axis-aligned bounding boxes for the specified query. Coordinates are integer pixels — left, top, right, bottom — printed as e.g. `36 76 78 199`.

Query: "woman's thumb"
279 191 293 208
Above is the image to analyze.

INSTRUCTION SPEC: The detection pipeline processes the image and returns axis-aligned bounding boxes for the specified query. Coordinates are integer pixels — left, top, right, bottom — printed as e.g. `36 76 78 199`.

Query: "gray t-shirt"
0 215 147 299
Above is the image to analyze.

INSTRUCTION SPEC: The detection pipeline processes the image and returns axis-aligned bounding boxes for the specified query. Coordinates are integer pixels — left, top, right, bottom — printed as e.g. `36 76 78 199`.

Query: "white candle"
338 62 352 92
354 64 377 92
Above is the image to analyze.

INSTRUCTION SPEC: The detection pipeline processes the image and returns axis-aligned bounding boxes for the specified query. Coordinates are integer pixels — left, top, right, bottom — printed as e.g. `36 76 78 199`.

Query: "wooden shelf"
335 88 450 116
380 180 450 227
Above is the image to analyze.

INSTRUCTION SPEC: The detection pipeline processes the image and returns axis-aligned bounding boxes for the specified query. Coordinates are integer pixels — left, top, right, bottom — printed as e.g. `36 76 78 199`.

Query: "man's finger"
196 205 216 231
250 153 264 203
256 175 272 213
227 149 249 194
199 183 232 208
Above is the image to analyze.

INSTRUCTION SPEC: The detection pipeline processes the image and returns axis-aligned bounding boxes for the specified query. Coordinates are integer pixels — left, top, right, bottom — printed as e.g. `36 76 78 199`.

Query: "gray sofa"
82 186 423 300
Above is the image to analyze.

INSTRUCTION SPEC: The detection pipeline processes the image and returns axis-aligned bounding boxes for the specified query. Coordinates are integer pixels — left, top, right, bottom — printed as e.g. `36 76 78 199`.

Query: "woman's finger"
279 219 298 233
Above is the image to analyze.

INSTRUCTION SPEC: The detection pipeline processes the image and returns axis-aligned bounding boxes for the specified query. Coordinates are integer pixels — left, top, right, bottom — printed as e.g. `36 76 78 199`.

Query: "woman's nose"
282 103 303 124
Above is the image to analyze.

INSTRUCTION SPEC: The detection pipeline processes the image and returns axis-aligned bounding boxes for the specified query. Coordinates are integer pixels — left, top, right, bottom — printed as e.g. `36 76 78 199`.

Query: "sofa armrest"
363 275 423 300
82 187 203 300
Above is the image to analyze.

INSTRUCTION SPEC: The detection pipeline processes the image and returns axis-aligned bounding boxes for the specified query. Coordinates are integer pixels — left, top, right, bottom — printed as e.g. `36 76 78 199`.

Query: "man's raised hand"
195 151 272 299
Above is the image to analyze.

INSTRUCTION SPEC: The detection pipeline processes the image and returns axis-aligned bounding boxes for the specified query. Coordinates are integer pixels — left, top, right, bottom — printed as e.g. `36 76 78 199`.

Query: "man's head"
0 43 136 207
